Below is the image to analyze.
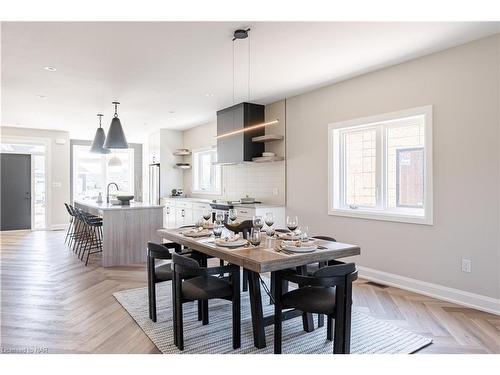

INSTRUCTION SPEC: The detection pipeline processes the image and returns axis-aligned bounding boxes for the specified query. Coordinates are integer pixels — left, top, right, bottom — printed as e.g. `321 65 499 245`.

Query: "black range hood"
216 102 265 164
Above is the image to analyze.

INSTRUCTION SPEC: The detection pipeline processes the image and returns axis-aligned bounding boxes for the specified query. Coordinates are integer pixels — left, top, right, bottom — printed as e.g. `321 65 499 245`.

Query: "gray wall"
285 35 500 299
70 139 143 202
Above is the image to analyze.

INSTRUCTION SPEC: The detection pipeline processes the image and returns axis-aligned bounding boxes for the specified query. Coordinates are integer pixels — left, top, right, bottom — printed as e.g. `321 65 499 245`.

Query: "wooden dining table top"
157 227 361 273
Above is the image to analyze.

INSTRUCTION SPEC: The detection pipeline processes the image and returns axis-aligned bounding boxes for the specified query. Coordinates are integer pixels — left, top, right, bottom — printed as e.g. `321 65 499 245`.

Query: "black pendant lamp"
90 114 110 154
103 101 129 149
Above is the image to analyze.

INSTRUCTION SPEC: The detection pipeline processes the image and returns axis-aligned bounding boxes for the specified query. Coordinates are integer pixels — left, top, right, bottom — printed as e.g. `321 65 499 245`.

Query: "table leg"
247 271 266 348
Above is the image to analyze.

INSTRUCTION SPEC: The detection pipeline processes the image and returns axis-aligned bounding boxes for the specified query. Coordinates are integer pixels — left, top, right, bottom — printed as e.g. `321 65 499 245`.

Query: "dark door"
1 153 31 230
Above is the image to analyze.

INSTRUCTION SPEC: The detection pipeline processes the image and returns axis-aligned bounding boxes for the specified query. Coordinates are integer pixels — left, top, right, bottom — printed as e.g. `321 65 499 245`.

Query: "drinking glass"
228 208 238 223
249 228 261 247
202 209 212 222
286 215 299 239
265 212 274 227
215 212 225 223
265 225 275 238
253 216 264 230
300 225 309 241
213 222 223 238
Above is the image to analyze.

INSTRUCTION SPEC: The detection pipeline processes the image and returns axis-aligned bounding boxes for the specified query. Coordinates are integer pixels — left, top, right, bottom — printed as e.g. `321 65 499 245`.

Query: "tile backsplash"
220 161 285 204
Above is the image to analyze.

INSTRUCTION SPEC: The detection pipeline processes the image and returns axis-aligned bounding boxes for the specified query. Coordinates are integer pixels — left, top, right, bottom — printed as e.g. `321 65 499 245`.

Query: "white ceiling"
2 22 499 142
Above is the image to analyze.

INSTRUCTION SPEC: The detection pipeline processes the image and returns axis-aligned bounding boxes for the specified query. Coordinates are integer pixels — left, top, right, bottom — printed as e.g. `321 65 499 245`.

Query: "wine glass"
249 228 261 247
215 211 224 223
253 216 264 230
228 208 238 223
213 222 223 239
286 215 299 239
300 225 309 241
265 212 274 227
202 208 212 223
265 225 275 238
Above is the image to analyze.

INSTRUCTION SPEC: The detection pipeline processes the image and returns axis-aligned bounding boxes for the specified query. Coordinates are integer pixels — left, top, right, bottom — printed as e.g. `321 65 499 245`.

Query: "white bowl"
262 152 275 157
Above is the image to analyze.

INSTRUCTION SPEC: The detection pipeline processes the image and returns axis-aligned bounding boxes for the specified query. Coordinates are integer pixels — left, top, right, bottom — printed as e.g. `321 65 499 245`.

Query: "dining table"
157 227 361 349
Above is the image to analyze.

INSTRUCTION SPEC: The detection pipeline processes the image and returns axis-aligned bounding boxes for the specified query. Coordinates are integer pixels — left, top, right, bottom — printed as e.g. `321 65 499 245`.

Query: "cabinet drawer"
193 203 211 210
175 201 193 209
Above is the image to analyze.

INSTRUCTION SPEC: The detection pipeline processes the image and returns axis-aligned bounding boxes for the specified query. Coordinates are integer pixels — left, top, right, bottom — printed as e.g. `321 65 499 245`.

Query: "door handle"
25 192 31 200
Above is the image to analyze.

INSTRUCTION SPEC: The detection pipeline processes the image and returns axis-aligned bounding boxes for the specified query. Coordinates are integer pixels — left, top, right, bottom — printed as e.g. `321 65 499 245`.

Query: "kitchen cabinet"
216 102 265 164
191 202 212 225
235 205 286 229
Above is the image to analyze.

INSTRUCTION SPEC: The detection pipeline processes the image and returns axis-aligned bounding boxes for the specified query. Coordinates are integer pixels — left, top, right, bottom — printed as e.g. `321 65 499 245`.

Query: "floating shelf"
173 149 191 156
252 134 284 143
251 156 284 163
173 164 191 169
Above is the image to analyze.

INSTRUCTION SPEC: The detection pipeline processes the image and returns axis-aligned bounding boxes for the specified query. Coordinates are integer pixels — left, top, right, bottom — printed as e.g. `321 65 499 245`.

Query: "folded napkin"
221 233 241 242
182 227 211 238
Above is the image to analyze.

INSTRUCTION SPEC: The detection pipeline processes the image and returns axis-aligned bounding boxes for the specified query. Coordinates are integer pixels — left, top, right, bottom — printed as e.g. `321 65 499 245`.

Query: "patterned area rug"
114 281 432 354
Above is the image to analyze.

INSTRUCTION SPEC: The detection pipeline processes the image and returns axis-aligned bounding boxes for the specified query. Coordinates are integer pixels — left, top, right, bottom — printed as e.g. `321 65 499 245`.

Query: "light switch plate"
52 182 62 188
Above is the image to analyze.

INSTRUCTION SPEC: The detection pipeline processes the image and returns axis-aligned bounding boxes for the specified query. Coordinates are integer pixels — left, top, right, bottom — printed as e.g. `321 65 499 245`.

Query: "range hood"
216 102 265 164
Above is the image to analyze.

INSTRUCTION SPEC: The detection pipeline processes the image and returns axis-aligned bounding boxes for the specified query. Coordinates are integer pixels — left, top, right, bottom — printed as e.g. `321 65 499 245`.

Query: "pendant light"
103 101 129 149
90 114 110 154
108 155 122 167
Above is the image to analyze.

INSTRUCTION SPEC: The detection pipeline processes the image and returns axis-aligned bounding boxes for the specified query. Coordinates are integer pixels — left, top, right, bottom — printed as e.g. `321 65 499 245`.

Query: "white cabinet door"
191 203 212 225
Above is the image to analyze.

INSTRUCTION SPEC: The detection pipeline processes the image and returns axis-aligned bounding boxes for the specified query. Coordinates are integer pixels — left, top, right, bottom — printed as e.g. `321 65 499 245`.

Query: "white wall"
286 35 500 300
182 100 286 205
0 126 70 229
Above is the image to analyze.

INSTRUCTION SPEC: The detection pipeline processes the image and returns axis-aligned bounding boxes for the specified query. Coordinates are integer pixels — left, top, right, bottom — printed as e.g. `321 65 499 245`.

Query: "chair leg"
176 300 184 350
232 270 241 349
318 314 324 328
327 315 333 341
172 274 177 346
202 300 209 325
197 300 203 321
242 269 248 292
273 272 282 354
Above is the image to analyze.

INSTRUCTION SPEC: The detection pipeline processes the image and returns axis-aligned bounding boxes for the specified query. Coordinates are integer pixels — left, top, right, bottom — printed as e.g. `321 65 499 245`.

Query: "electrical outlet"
272 188 279 196
461 258 472 273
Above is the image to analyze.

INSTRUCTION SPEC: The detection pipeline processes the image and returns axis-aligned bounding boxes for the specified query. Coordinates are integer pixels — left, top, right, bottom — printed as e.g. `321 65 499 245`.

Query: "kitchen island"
74 200 164 267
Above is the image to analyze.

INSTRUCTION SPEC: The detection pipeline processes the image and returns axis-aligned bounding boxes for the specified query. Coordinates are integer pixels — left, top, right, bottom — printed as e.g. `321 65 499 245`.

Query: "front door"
1 153 32 230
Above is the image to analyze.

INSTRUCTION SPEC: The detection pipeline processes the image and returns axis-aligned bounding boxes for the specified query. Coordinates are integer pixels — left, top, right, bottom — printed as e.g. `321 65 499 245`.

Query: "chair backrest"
64 203 74 216
172 252 201 274
147 242 173 260
279 262 357 288
312 235 336 242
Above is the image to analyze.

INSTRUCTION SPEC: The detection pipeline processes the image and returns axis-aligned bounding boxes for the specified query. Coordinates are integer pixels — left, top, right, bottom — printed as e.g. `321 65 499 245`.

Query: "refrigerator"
149 163 160 205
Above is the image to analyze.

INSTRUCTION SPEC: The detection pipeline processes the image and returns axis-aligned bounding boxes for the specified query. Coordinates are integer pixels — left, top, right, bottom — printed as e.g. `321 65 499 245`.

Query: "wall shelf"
251 156 284 163
252 134 284 143
173 164 191 169
173 149 191 156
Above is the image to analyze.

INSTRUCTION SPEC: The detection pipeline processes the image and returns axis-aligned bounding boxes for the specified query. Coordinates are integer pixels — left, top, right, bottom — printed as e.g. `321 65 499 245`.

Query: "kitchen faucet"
106 182 119 204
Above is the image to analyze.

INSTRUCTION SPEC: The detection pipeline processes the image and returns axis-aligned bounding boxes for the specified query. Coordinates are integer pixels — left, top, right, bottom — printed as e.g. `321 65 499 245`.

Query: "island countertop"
74 199 164 211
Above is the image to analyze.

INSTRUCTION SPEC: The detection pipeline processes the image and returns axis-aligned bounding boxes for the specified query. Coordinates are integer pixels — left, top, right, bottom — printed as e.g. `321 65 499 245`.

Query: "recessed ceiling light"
205 93 214 97
43 66 57 72
168 110 175 114
37 95 47 99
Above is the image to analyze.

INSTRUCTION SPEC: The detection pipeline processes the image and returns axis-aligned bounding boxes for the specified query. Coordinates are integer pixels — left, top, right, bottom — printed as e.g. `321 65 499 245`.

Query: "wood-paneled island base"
158 227 361 349
75 200 164 267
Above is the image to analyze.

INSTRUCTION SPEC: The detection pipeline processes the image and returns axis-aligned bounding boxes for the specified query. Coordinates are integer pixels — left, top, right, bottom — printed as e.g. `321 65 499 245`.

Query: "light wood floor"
1 230 499 354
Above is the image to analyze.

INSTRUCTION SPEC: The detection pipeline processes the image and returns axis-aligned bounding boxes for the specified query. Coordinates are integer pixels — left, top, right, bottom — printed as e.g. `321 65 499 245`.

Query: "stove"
209 200 262 210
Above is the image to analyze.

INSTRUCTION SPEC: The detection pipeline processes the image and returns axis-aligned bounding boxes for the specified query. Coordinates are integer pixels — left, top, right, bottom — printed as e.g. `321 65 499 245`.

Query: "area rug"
113 281 432 354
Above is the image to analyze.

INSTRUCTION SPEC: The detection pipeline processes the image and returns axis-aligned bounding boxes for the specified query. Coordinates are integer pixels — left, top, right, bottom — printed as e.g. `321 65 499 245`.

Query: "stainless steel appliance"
149 163 160 205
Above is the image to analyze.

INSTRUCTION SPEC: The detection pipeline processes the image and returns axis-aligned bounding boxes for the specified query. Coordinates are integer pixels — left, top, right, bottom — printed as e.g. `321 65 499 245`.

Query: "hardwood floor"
1 230 499 354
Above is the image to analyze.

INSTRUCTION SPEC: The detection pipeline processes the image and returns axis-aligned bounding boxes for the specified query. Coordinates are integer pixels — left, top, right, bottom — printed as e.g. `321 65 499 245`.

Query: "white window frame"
191 147 221 195
328 105 433 225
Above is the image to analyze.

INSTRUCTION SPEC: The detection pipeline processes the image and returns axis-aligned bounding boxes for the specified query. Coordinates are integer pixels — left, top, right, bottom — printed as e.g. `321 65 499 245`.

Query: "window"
192 148 221 194
329 106 433 225
72 145 134 201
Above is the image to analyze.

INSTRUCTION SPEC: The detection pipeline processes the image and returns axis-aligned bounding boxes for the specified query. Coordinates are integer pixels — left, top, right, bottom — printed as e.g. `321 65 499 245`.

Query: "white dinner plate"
215 239 248 248
281 241 317 253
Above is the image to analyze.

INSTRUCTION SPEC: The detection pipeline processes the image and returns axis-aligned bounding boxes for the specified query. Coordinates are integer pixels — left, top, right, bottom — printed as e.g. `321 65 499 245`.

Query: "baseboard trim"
357 266 500 316
50 224 68 231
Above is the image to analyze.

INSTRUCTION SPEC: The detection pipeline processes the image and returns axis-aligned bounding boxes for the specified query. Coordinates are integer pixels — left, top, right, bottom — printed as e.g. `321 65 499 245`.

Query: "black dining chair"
148 241 194 322
273 262 358 354
171 252 241 351
224 220 253 291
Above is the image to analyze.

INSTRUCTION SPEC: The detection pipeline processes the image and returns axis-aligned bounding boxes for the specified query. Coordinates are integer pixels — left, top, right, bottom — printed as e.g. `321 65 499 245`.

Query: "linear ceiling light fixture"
90 113 111 154
214 119 279 139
